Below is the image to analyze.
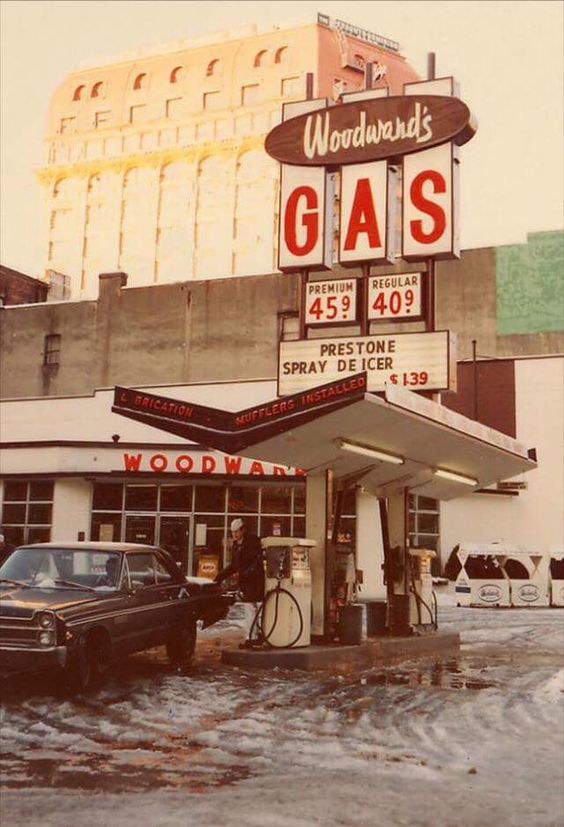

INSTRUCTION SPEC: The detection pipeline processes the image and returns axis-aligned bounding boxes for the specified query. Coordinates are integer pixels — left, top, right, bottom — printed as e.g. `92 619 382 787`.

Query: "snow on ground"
1 600 563 827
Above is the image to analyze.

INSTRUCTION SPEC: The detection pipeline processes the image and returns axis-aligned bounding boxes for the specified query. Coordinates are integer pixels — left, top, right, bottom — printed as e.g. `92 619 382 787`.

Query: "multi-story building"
39 15 419 298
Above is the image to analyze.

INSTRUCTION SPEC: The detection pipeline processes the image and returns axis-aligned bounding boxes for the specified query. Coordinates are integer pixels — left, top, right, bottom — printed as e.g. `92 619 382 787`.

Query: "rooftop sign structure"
317 13 400 53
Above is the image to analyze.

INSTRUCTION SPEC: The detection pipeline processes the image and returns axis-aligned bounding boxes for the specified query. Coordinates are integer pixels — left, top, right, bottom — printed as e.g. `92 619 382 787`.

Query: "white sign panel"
339 160 396 265
368 272 423 321
304 278 357 326
279 330 455 394
402 142 459 260
278 164 333 272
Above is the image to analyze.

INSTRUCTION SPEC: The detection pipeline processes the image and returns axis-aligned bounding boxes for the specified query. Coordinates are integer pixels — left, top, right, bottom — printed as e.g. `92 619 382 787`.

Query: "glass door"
124 515 156 546
159 516 191 575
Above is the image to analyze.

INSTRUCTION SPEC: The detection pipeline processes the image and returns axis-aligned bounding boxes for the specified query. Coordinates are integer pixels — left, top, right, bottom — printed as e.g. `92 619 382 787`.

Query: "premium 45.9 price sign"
368 272 423 321
305 278 357 326
278 330 456 395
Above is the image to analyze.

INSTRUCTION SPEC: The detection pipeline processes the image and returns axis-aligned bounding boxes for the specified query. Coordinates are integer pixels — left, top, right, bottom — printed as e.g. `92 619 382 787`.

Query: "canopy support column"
305 470 332 639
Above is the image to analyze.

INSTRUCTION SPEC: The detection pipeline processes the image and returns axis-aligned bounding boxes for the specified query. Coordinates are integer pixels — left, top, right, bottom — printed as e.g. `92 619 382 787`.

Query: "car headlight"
38 630 55 647
37 611 55 629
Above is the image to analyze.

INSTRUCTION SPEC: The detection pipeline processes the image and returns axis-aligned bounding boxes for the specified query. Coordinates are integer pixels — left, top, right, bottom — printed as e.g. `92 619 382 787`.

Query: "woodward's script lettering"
304 104 432 160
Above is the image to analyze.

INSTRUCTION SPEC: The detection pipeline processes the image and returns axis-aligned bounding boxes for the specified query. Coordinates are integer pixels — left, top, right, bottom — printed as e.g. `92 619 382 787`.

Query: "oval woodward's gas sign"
265 95 476 167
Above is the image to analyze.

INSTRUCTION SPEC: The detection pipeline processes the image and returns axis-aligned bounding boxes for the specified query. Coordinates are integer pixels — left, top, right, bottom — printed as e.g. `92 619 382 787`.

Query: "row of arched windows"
73 81 105 101
72 47 288 102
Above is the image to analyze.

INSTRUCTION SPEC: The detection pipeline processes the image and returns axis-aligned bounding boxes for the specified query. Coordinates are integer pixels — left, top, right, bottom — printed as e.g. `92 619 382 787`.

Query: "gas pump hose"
409 572 438 630
249 580 305 649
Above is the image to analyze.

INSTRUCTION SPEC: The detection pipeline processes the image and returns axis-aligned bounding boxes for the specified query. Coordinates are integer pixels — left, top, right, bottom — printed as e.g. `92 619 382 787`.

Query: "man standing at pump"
214 518 265 646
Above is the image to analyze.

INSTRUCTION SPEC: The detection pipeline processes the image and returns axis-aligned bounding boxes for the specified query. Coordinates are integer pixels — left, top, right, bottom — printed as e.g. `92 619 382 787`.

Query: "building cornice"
35 134 266 183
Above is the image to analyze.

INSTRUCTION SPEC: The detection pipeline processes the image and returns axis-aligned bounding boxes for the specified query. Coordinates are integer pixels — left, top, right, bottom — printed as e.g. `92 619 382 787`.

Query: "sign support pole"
426 259 436 331
298 72 315 342
425 52 437 336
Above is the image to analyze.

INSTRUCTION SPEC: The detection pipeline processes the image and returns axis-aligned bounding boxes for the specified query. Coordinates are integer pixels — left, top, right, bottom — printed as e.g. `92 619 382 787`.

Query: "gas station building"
1 235 562 585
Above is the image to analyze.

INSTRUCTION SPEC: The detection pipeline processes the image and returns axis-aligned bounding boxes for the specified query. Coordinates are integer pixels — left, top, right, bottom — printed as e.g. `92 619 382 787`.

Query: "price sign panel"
368 272 423 322
304 278 358 327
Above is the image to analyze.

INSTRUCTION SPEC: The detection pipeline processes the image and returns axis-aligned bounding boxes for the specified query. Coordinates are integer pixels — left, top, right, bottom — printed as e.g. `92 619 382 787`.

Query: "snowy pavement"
1 595 563 827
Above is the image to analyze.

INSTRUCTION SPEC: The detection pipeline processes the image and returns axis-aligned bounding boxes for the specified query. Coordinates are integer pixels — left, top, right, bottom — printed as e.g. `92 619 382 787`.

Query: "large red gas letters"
284 186 319 256
401 77 459 260
339 160 395 265
402 143 458 260
279 165 332 271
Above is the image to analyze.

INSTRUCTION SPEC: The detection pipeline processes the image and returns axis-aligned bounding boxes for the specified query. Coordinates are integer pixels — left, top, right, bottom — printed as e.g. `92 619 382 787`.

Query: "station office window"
90 480 306 570
409 494 441 572
1 480 54 546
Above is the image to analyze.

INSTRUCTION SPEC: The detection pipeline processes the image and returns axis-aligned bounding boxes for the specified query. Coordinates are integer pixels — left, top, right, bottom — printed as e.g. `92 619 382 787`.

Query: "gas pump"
257 538 315 648
408 548 438 629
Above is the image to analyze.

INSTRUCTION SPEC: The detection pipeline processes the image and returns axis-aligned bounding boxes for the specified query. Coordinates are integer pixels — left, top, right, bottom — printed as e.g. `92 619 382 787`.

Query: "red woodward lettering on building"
150 454 168 472
343 178 382 251
176 455 194 473
409 170 446 244
121 452 305 477
202 455 217 474
123 453 142 472
284 186 319 256
224 456 243 474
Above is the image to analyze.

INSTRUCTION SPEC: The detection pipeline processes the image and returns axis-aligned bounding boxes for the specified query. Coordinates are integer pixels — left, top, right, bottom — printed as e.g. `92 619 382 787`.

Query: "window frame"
43 334 61 367
94 110 111 129
133 73 148 91
91 81 105 99
1 480 54 546
206 59 220 77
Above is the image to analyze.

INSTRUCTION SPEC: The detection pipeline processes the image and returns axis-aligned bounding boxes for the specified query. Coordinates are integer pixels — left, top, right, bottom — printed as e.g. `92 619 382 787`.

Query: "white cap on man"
230 518 244 533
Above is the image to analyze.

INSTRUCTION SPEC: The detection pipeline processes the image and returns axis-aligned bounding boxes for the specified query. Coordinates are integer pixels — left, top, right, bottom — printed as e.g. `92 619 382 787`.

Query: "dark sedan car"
0 542 233 693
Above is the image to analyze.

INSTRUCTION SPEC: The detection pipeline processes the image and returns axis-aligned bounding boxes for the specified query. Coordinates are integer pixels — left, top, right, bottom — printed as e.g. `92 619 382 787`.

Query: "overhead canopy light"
337 439 404 465
433 468 478 486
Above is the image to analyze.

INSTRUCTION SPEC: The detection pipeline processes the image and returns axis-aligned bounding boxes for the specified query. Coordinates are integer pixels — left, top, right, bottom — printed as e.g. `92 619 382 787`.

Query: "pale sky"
1 0 562 277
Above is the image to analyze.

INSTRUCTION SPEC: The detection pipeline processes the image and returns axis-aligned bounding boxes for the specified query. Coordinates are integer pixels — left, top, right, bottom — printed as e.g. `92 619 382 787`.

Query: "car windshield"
0 548 122 590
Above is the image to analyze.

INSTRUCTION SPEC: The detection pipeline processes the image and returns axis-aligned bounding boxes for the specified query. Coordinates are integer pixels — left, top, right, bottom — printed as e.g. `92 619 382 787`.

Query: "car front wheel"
166 618 197 673
65 638 103 695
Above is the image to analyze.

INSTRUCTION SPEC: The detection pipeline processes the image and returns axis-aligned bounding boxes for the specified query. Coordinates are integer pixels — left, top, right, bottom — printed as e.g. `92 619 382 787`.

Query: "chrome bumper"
0 645 68 672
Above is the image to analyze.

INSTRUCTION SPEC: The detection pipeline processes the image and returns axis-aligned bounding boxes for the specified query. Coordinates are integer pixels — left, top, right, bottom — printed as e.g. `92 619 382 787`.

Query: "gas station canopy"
113 377 536 500
230 384 536 500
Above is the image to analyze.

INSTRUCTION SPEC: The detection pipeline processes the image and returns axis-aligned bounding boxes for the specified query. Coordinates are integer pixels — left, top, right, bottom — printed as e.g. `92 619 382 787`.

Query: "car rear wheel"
166 617 197 673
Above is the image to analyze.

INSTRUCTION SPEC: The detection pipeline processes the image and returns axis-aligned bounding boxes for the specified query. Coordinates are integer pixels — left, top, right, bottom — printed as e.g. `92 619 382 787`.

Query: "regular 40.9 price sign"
368 273 423 321
304 278 357 326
